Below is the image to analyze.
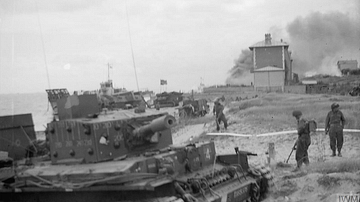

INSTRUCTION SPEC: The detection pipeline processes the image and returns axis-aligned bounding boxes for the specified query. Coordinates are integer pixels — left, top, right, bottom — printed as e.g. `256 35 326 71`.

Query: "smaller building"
302 80 317 85
337 60 358 75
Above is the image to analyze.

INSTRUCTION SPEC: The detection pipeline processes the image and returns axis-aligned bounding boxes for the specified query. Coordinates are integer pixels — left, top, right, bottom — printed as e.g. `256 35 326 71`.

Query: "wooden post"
268 142 275 165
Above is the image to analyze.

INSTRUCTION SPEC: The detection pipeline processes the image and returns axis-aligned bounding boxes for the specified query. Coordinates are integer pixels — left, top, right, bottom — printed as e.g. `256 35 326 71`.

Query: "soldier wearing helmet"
292 110 311 171
325 103 346 157
213 100 227 132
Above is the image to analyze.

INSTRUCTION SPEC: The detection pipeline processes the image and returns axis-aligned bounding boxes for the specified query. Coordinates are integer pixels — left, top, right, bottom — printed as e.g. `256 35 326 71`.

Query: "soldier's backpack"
307 119 317 133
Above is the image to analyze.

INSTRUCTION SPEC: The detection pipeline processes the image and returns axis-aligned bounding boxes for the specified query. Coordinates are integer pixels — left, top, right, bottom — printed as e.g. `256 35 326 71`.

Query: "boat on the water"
45 77 150 113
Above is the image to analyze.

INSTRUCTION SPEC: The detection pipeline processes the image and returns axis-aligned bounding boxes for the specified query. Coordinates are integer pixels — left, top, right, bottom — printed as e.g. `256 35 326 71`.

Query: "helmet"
331 103 339 110
292 110 302 117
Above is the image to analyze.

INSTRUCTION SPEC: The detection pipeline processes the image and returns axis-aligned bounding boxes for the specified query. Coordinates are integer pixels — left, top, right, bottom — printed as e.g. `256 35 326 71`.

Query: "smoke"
225 49 253 85
287 11 360 76
226 10 360 82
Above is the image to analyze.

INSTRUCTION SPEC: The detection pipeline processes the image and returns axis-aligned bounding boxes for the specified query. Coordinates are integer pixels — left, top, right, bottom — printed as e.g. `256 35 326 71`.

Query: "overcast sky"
0 0 359 94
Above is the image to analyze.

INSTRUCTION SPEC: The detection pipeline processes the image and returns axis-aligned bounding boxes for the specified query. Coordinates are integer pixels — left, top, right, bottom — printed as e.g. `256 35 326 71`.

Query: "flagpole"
107 63 110 81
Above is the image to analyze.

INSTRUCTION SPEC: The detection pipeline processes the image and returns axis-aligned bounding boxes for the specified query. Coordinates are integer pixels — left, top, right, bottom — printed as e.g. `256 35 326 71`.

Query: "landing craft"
45 80 147 113
0 93 273 202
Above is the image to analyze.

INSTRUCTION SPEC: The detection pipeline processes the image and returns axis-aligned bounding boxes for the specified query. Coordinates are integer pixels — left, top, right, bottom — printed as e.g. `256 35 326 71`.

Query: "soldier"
155 102 160 110
292 110 311 171
325 103 346 157
213 101 228 131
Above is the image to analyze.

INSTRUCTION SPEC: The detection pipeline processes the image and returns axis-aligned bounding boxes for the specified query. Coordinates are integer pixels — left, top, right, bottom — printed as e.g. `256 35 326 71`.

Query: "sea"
0 93 53 133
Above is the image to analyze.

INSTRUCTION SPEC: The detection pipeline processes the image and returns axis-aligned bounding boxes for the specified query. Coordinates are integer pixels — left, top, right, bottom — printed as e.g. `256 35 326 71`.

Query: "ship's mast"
125 1 140 92
107 63 111 81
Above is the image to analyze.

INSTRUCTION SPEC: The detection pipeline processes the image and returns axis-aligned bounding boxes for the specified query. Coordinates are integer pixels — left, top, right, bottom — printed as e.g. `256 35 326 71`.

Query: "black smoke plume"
226 10 360 82
287 11 360 76
225 49 253 85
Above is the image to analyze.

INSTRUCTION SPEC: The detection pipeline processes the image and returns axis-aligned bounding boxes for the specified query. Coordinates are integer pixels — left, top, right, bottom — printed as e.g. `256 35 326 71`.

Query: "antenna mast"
107 63 111 81
125 0 140 92
35 0 51 90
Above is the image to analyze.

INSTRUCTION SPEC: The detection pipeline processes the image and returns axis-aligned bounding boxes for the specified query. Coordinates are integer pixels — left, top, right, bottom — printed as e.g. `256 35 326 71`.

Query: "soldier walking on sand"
155 102 160 110
325 103 346 157
213 100 228 132
292 110 311 172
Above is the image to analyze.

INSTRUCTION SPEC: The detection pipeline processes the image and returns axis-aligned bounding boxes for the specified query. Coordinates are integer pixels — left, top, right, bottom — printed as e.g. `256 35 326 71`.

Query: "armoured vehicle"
177 98 210 119
0 93 272 202
349 85 360 96
154 92 184 108
97 79 145 109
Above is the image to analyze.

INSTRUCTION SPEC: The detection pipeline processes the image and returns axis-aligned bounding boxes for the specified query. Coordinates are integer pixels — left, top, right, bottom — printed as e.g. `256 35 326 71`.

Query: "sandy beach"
171 93 360 202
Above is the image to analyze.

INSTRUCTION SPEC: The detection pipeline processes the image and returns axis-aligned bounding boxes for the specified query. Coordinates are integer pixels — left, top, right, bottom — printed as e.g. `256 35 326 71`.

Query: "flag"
160 79 167 85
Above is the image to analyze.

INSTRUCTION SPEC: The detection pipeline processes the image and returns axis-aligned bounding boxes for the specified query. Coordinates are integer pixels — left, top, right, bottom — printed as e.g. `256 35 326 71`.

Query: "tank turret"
44 92 176 164
47 112 176 164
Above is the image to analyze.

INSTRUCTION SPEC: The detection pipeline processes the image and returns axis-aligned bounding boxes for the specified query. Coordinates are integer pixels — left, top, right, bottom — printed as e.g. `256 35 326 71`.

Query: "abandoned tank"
0 93 272 202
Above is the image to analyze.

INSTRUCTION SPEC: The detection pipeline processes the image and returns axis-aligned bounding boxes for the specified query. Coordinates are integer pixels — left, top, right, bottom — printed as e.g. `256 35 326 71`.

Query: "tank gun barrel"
133 115 176 138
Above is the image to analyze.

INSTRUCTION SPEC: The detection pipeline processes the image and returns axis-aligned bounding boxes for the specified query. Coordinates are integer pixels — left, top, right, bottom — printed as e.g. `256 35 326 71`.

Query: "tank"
154 92 183 108
0 93 272 202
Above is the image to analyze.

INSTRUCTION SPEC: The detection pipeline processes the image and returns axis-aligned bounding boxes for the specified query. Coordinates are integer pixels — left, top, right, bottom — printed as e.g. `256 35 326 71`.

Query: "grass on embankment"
227 93 360 132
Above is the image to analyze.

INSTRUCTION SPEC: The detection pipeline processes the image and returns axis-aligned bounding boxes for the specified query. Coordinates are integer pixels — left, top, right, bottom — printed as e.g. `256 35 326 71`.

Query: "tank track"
122 197 183 202
248 163 274 201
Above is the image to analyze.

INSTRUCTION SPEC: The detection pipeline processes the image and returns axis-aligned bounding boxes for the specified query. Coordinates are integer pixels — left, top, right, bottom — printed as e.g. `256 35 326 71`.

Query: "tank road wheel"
249 165 273 200
250 182 261 202
248 168 261 177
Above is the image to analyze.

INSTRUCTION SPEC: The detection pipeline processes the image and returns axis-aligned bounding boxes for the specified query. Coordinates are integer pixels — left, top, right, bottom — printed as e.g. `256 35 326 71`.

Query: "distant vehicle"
349 85 360 96
100 90 144 109
97 79 144 109
47 80 147 111
177 98 210 118
154 91 183 108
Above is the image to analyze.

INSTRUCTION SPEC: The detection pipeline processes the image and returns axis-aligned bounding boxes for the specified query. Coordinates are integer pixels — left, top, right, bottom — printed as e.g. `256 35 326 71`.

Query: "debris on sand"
276 162 292 168
317 175 341 188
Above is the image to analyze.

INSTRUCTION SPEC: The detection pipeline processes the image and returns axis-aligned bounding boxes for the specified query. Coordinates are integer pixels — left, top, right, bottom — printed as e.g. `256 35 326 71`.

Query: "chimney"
265 33 272 45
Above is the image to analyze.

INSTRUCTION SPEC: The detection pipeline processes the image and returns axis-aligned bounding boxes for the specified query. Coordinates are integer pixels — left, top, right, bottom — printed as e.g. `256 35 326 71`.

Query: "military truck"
177 98 210 119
